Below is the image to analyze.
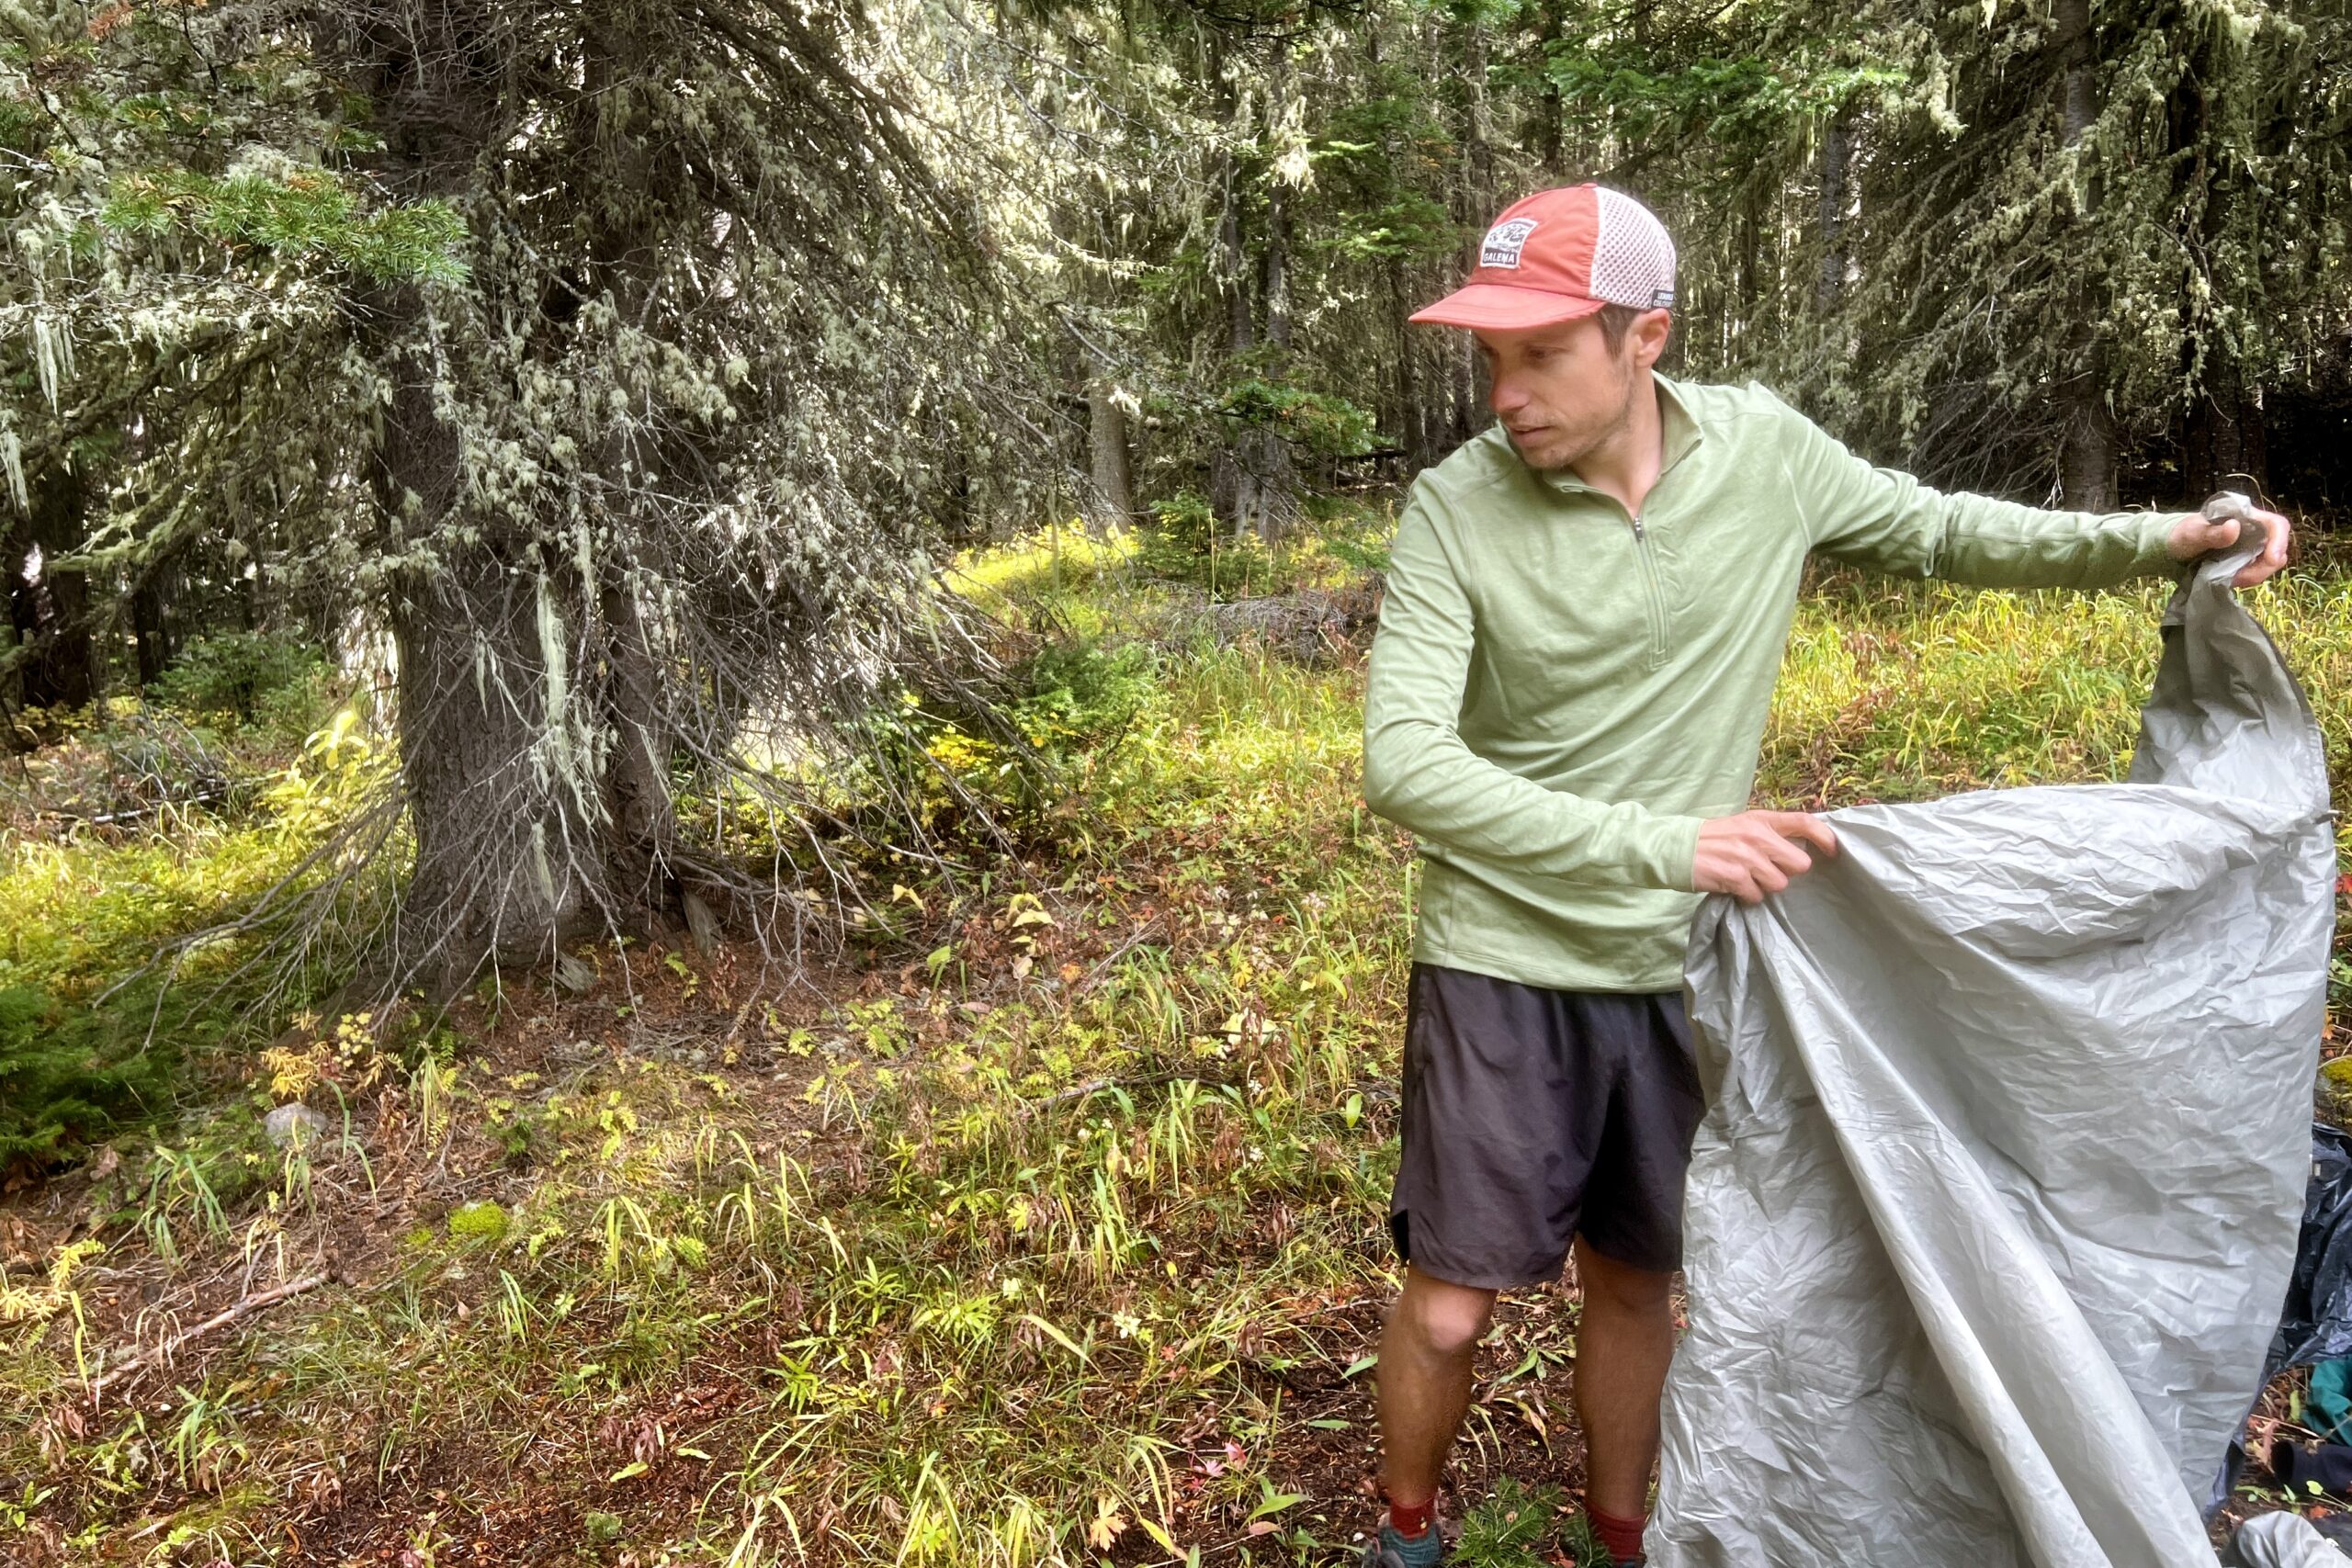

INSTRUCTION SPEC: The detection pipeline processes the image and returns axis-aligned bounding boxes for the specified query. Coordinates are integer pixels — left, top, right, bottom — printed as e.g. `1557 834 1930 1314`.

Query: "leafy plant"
1216 377 1380 459
1008 639 1156 758
149 633 335 739
1453 1478 1566 1568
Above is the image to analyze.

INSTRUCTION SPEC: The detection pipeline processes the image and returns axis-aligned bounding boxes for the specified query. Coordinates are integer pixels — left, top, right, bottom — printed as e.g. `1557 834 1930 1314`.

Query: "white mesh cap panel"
1589 187 1678 309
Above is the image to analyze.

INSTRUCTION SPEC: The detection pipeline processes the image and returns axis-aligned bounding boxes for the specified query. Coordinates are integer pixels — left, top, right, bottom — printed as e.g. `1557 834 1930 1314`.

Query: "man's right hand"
1692 811 1838 903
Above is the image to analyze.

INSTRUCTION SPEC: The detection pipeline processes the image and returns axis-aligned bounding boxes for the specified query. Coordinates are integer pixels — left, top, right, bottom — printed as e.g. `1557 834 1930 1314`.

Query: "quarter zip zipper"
1629 511 1670 670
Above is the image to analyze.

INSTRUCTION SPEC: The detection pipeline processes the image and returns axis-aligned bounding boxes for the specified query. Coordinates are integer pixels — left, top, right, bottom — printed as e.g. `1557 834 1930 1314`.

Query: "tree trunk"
1218 167 1253 362
598 562 678 920
1263 175 1293 354
372 315 592 984
1206 41 1261 537
1452 332 1480 448
1250 58 1300 540
348 6 605 987
1086 381 1136 525
2059 0 2097 145
390 561 592 982
2186 361 2267 502
2055 0 2117 509
1445 17 1493 448
132 565 175 687
1736 187 1762 355
1816 108 1851 314
580 25 699 936
1534 0 1565 174
2170 52 2268 505
6 463 98 711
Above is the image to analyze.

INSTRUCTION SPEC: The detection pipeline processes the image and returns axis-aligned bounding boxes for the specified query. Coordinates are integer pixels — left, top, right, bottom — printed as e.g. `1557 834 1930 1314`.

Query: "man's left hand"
2167 503 2291 587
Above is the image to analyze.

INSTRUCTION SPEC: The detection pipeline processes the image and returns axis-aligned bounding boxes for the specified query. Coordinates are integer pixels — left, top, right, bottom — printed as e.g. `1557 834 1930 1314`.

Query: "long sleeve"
1361 481 1703 891
1779 400 2184 590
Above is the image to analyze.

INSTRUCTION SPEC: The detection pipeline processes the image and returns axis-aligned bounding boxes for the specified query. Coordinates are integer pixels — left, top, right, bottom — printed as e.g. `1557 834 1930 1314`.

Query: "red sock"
1387 1495 1435 1538
1586 1503 1647 1562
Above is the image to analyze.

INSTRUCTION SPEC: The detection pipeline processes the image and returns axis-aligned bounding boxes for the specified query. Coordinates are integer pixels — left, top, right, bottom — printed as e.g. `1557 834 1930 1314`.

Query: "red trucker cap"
1411 184 1678 330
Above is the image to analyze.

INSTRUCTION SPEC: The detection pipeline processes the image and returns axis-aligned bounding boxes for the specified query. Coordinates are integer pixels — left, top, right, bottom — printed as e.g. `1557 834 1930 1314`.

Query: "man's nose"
1489 375 1527 414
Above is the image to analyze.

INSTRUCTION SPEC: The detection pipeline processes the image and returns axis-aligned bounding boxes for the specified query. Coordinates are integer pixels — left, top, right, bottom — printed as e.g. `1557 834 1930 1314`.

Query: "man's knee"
1575 1241 1674 1316
1395 1265 1498 1357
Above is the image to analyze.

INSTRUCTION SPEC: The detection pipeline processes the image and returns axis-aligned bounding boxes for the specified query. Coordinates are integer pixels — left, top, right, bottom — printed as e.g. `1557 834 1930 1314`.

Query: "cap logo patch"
1480 217 1539 269
1650 288 1676 308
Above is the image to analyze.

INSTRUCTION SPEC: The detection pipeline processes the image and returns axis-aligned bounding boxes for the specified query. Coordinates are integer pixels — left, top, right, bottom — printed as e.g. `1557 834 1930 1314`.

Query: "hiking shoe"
1359 1521 1443 1568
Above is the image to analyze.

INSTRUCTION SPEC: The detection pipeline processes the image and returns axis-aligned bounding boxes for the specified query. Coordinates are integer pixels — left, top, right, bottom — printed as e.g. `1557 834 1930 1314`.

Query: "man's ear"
1630 308 1673 370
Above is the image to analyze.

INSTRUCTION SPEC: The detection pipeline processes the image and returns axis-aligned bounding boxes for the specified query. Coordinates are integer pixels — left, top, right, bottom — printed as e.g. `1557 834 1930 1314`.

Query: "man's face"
1475 312 1661 472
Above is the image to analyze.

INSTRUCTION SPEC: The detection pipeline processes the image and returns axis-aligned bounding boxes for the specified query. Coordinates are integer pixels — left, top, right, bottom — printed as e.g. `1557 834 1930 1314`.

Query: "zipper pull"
1632 514 1645 540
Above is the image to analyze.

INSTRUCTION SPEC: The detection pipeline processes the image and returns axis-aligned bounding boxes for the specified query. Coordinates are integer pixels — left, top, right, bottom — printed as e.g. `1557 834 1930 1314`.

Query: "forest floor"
7 524 2352 1565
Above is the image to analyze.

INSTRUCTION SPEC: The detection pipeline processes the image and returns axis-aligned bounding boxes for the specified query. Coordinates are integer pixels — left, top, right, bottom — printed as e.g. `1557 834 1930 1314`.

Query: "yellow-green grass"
1762 568 2352 860
6 543 2347 1566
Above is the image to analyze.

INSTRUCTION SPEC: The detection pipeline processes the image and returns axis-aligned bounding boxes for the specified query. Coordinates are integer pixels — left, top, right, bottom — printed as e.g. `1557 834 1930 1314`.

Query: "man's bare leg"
1570 1237 1678 1526
1374 1264 1498 1509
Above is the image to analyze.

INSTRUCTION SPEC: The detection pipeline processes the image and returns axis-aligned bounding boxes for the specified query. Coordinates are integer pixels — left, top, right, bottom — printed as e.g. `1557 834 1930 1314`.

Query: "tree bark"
2055 0 2117 509
2186 360 2267 502
132 566 175 688
1452 332 1480 449
1448 17 1493 448
348 6 602 987
1248 54 1300 539
6 462 98 711
1736 186 1762 355
1086 381 1136 525
581 21 696 936
1534 0 1565 174
2059 0 2097 145
389 554 592 981
1263 175 1294 354
368 294 593 984
597 563 678 920
1816 108 1851 314
1206 39 1262 536
2170 51 2268 504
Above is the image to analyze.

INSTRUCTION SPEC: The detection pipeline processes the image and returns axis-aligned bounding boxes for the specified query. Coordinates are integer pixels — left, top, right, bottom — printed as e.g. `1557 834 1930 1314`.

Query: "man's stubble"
1526 352 1638 477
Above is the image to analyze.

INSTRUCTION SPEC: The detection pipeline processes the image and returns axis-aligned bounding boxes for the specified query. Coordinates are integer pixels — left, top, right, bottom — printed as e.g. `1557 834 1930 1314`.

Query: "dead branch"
87 1270 333 1403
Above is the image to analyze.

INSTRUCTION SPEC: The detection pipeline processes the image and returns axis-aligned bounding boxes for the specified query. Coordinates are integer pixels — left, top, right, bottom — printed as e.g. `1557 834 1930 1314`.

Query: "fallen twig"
87 1270 333 1402
1023 1077 1120 1114
1072 914 1171 996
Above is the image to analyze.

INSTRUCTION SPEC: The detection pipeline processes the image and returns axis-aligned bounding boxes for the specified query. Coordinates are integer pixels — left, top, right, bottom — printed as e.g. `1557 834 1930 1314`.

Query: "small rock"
551 953 596 996
684 891 722 955
264 1103 329 1150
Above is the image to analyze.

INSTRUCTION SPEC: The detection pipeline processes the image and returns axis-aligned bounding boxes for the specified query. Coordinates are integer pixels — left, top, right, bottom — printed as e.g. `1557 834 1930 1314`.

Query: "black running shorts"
1387 962 1704 1288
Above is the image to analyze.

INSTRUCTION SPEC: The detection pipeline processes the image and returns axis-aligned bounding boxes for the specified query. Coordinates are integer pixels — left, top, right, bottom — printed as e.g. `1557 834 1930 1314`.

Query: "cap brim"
1408 284 1606 330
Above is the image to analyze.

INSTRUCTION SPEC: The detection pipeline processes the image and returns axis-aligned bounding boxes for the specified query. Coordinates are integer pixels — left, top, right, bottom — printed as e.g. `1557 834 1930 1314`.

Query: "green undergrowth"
0 640 368 1172
6 519 2351 1563
1765 567 2352 820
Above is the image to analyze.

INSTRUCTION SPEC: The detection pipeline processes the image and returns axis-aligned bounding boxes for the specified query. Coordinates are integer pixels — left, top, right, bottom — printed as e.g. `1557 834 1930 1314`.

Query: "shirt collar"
1532 371 1706 495
1656 372 1705 471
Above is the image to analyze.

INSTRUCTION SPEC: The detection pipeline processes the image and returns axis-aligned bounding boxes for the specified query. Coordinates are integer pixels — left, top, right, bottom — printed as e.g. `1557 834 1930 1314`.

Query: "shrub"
150 633 336 739
0 985 174 1176
1135 491 1293 596
1006 638 1156 758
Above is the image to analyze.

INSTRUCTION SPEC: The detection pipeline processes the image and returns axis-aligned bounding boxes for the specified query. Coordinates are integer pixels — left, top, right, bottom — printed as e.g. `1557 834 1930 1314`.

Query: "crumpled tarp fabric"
1654 516 2335 1568
2233 1513 2352 1568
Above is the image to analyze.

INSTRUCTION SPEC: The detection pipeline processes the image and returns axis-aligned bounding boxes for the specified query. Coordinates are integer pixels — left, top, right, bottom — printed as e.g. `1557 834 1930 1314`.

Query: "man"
1355 183 2290 1568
